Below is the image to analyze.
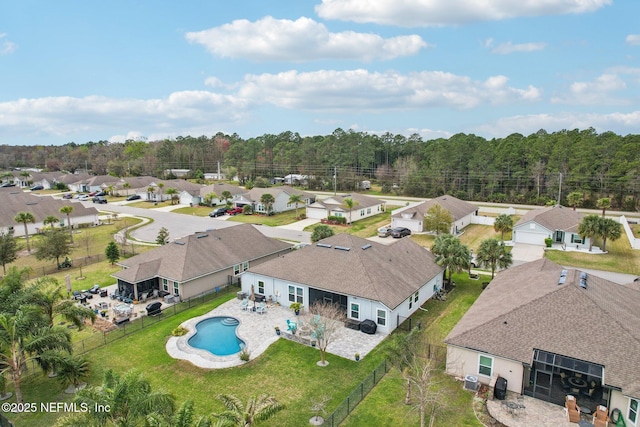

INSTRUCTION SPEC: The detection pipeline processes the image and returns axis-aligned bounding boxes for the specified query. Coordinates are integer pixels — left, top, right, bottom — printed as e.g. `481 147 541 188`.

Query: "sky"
1 0 639 146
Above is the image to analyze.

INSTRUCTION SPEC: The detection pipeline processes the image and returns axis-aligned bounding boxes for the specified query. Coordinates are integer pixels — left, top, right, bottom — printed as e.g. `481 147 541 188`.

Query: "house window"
258 280 265 294
163 279 168 292
367 208 371 214
173 281 179 296
288 285 303 304
478 355 493 377
414 291 419 303
233 262 248 276
408 296 413 310
571 234 582 244
376 309 386 326
360 209 365 217
350 303 360 319
629 398 638 424
243 261 249 271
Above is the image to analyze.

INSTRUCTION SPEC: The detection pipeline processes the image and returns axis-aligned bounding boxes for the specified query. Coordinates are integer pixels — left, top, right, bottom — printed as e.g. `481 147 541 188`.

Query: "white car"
378 226 392 237
77 194 89 201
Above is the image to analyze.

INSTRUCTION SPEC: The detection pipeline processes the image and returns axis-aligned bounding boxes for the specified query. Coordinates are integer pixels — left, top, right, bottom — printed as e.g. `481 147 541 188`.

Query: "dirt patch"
90 316 117 333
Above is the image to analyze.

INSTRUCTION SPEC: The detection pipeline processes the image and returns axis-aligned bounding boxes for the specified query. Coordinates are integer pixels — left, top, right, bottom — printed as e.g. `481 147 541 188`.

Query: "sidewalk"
277 217 320 231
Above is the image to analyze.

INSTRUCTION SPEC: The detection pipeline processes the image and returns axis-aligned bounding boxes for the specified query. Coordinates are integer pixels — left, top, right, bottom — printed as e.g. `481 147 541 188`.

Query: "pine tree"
105 241 120 265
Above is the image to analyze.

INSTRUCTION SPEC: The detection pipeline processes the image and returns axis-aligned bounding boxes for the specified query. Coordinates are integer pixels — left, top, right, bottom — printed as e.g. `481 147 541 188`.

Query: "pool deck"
166 298 386 369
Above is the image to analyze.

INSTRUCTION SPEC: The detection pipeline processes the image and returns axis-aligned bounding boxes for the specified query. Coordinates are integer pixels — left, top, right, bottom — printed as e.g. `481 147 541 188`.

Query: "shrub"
171 326 188 336
239 347 250 362
544 237 553 248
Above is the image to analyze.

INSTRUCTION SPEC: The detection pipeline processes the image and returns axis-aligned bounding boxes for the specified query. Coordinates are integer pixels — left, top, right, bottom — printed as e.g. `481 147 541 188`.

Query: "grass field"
303 205 403 238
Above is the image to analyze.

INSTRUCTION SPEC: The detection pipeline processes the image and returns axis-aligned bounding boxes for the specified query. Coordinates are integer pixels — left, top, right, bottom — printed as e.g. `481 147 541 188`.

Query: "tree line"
1 127 638 210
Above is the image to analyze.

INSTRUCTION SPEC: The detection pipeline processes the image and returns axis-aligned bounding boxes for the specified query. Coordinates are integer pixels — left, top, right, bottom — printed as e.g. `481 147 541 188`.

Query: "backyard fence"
323 360 389 427
72 284 239 354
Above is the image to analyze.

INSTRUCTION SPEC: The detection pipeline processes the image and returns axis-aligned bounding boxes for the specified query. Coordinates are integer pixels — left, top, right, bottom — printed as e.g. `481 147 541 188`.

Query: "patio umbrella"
250 284 256 311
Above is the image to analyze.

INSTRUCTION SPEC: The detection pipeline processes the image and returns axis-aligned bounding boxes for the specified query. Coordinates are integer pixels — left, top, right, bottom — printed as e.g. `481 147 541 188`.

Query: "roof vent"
560 269 568 277
361 244 372 250
174 241 185 245
317 243 332 248
196 234 208 239
335 246 350 251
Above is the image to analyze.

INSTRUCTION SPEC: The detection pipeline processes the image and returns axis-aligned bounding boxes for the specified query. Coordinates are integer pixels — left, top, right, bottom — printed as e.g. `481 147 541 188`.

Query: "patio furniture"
560 372 571 391
565 395 581 423
592 405 610 427
256 302 267 315
240 298 249 310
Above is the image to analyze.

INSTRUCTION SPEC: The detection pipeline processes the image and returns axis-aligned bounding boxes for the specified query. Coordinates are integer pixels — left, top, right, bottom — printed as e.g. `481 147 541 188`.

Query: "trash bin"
494 376 507 400
464 375 479 391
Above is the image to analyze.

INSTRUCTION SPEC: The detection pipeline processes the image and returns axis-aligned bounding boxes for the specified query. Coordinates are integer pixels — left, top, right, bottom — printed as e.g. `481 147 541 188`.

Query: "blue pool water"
188 316 245 356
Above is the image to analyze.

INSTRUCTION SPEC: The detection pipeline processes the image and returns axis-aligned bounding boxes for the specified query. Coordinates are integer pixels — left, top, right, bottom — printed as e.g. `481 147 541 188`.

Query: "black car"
93 196 107 204
62 193 73 199
146 301 163 316
30 185 44 191
126 194 141 201
0 182 15 187
209 207 227 217
390 227 411 238
94 191 107 197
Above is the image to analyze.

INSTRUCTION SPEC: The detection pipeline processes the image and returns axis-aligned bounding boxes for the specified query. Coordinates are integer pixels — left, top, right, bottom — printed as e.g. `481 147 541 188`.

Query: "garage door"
514 230 545 245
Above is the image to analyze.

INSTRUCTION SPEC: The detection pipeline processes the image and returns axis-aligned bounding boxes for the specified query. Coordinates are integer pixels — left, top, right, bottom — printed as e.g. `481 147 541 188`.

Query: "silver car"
378 226 392 237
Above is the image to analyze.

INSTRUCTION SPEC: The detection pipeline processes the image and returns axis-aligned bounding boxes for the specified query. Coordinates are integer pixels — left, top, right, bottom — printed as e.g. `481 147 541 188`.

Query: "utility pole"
333 166 337 195
557 172 563 205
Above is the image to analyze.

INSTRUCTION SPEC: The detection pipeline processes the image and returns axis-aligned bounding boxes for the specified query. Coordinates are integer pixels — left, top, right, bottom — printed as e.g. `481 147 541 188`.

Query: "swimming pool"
187 316 245 356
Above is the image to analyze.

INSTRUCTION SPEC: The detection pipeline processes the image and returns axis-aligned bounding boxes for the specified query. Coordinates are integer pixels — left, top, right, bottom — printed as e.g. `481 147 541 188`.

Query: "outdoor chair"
593 405 610 427
560 372 571 391
240 298 249 311
565 395 581 423
256 302 267 315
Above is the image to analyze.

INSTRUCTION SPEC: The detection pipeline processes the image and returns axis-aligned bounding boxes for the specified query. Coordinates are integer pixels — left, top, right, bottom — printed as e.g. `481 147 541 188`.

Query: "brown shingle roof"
314 193 383 211
392 195 477 220
445 258 640 398
246 233 443 309
241 186 314 202
0 188 99 226
113 224 291 283
514 205 583 233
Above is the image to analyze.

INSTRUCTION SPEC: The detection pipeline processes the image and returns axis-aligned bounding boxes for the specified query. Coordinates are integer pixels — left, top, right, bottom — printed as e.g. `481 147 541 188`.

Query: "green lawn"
172 205 216 217
303 205 403 238
228 210 304 227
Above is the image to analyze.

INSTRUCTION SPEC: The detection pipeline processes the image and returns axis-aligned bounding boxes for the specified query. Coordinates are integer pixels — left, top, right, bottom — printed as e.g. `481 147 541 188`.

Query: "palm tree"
147 186 156 201
260 193 275 215
342 197 359 224
0 310 73 403
221 190 233 207
493 214 513 241
288 193 303 219
578 214 600 251
144 400 219 427
476 238 513 279
596 197 611 217
31 277 96 328
166 187 178 205
430 234 470 289
14 211 35 252
205 192 218 206
56 355 90 394
59 205 74 243
598 217 622 252
43 215 59 229
214 394 283 427
62 369 175 426
158 182 165 201
566 191 583 211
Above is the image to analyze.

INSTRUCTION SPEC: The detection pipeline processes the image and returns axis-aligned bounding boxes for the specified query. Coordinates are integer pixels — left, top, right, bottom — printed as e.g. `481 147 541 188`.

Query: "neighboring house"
0 187 99 236
112 224 292 301
284 174 309 185
164 169 190 178
234 186 315 214
391 194 478 234
445 258 640 424
196 182 246 206
513 205 588 248
241 233 445 335
204 172 226 181
306 193 385 223
70 175 120 194
117 176 158 197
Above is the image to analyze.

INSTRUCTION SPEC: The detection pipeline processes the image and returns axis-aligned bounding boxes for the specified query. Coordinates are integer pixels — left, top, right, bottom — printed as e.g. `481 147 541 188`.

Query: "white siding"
446 345 524 393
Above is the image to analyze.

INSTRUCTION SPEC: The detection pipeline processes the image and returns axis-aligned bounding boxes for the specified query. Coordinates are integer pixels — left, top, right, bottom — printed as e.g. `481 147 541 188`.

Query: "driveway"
511 243 545 264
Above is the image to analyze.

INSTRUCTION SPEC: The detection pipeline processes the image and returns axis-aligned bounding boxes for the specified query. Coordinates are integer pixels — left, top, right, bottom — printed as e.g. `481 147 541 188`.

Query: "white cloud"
0 33 17 55
237 69 541 111
626 34 640 46
551 73 628 105
185 16 428 61
315 0 612 27
491 41 547 54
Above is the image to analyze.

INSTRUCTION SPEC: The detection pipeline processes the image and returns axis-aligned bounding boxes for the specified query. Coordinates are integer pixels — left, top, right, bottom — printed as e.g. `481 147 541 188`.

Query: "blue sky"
1 0 639 146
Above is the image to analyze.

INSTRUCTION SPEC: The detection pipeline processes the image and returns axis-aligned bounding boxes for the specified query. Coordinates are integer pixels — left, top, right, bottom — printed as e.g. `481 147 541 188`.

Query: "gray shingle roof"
445 258 640 398
313 193 383 211
0 188 99 226
246 233 443 310
241 186 314 202
392 195 477 220
514 205 583 232
113 224 292 283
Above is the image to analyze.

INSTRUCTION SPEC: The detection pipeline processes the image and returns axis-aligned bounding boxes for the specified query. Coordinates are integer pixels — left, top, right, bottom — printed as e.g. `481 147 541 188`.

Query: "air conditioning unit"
464 375 479 391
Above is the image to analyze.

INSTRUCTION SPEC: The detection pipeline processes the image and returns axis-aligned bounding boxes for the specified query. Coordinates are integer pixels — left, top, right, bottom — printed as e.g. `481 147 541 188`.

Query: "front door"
554 230 565 243
533 369 553 400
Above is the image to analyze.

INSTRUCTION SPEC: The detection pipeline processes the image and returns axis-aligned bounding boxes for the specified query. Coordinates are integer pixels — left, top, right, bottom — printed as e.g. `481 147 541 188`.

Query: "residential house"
68 175 121 194
234 186 315 214
391 195 478 234
445 258 640 424
204 172 226 181
241 233 445 335
196 182 246 206
0 187 100 236
306 193 385 223
112 224 292 301
164 169 190 178
513 205 588 248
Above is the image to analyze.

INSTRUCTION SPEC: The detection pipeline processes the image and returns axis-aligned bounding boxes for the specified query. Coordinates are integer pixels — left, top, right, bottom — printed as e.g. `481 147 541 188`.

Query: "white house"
306 193 385 223
445 258 640 424
391 195 478 234
241 234 444 335
234 186 315 214
513 205 589 248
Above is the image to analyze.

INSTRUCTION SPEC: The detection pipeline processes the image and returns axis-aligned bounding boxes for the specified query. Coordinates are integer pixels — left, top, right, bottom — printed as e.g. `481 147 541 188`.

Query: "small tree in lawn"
0 229 18 274
596 197 611 217
306 300 345 366
165 187 178 205
476 238 513 279
35 228 72 268
311 225 334 242
493 214 513 241
423 205 453 235
44 215 59 229
289 193 303 219
105 241 120 265
156 227 170 245
59 205 74 244
260 193 275 215
598 217 622 252
14 211 35 252
566 191 583 211
431 234 470 290
342 197 359 224
578 214 600 251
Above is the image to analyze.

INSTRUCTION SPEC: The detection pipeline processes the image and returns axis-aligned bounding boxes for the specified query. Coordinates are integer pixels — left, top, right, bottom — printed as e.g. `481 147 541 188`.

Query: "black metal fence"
323 360 389 427
72 284 239 354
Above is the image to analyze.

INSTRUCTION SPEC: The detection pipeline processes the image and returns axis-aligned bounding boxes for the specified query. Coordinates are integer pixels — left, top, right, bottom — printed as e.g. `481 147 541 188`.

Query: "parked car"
92 196 107 204
209 207 227 217
62 193 73 199
377 226 392 237
126 194 141 201
146 301 163 316
227 207 243 215
29 185 44 191
94 191 107 196
89 191 98 196
390 227 411 238
0 182 15 187
77 194 89 201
